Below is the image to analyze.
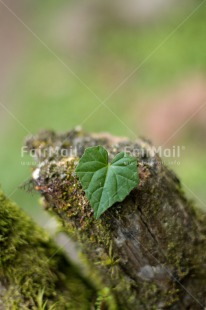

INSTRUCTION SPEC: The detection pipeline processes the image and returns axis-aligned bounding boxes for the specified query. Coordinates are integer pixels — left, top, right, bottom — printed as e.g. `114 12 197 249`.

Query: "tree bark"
25 129 206 310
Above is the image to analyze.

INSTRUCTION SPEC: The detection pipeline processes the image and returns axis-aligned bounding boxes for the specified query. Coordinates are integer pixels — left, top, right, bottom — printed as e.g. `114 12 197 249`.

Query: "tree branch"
25 129 206 309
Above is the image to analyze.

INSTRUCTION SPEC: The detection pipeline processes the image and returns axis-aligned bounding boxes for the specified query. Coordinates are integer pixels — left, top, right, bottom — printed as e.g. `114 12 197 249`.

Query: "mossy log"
0 188 97 310
25 129 206 310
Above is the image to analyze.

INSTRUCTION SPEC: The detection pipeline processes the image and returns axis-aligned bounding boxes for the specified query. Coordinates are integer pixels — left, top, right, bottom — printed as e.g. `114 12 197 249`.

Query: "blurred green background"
0 0 206 225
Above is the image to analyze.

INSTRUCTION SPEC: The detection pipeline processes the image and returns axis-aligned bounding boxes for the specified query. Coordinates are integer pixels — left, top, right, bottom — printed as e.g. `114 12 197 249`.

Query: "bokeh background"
0 0 206 225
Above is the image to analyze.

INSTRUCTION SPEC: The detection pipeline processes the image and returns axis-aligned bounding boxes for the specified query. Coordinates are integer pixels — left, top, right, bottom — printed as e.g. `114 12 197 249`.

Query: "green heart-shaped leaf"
75 146 139 219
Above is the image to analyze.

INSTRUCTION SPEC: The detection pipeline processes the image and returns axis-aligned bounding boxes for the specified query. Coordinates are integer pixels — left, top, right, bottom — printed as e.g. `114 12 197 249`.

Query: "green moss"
0 188 94 309
95 287 117 310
